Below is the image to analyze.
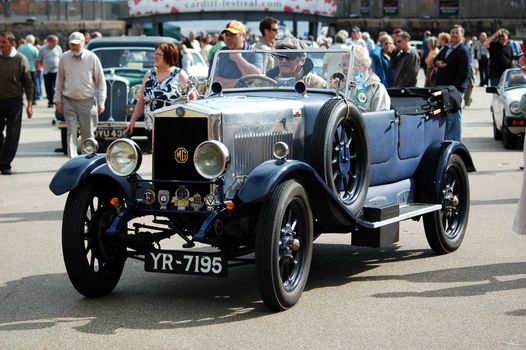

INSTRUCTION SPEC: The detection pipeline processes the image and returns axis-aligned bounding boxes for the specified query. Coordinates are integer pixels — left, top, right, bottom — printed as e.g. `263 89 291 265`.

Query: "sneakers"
1 168 12 175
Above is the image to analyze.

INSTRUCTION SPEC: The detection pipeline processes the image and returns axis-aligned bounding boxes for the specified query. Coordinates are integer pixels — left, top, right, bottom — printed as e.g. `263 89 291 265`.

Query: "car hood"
503 87 526 102
105 69 146 86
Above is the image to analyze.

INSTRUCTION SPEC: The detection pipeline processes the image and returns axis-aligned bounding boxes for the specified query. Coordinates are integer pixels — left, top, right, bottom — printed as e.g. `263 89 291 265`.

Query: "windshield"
207 48 360 95
504 69 526 89
92 48 154 69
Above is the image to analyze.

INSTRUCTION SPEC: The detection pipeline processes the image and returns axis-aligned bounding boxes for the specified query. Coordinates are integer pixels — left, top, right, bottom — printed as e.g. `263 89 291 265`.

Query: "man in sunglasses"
271 36 327 89
484 28 515 87
208 20 262 88
254 17 279 73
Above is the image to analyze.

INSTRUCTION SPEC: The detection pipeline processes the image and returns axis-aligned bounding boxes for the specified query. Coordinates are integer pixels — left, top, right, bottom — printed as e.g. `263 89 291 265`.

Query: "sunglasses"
396 40 403 44
270 28 278 32
276 55 300 62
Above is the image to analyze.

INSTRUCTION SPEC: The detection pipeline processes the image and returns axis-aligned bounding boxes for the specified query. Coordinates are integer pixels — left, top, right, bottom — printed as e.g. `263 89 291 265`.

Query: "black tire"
492 113 502 140
312 100 370 215
62 180 126 297
502 126 517 149
60 128 68 155
256 180 313 311
424 154 469 254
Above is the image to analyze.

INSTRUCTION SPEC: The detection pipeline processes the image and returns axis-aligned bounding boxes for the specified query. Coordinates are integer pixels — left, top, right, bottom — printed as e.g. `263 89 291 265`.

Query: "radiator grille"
99 80 128 122
232 132 293 176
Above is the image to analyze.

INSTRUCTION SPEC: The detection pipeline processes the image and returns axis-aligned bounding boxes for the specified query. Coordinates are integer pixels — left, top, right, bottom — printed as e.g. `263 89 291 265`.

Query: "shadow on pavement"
1 242 523 334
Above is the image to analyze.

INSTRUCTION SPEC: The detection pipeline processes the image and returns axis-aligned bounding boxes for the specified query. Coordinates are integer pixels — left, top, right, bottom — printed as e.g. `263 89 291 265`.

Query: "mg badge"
176 106 185 117
174 147 188 163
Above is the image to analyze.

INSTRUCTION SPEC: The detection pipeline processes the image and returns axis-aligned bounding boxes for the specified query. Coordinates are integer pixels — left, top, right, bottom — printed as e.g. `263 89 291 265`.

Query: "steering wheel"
234 74 277 88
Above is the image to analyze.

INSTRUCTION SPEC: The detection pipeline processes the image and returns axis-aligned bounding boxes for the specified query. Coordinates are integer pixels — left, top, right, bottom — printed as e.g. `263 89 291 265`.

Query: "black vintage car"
54 36 180 152
50 48 475 310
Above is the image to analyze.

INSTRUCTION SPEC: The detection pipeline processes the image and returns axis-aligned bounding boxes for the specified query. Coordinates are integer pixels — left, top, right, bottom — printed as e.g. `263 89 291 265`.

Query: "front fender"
238 159 368 230
49 154 137 199
238 159 315 203
415 140 476 203
49 154 106 195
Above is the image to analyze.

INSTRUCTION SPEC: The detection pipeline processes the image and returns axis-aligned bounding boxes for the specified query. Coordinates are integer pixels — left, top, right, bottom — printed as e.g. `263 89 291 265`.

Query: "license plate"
95 127 126 139
144 249 227 277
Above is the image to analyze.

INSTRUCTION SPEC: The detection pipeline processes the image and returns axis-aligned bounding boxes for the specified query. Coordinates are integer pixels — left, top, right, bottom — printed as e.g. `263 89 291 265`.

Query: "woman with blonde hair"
424 36 439 87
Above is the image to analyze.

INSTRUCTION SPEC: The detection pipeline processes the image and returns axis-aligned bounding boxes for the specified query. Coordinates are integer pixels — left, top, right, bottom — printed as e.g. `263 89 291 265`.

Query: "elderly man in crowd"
17 34 39 104
54 31 106 158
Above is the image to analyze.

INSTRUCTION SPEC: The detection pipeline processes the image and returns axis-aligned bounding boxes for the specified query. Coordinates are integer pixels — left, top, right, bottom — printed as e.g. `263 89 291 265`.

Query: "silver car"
486 68 526 149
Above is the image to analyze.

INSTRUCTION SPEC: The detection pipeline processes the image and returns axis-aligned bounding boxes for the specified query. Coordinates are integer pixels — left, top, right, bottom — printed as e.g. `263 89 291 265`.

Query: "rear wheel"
256 180 313 311
62 180 126 297
424 154 469 254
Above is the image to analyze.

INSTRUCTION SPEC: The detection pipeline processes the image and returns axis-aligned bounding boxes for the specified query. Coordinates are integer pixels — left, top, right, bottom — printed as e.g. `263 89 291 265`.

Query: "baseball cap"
69 31 84 45
351 26 361 33
222 20 246 35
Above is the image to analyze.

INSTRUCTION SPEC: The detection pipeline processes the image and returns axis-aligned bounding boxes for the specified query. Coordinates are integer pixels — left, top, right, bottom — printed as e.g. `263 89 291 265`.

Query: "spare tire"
311 99 370 215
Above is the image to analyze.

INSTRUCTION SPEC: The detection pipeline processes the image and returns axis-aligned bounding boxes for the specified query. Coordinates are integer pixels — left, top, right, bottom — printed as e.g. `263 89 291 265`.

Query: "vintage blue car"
50 48 475 311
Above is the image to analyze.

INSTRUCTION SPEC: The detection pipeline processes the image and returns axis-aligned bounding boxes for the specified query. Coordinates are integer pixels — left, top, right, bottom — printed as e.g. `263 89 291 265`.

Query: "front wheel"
62 180 126 297
256 180 313 311
502 127 517 149
424 154 469 254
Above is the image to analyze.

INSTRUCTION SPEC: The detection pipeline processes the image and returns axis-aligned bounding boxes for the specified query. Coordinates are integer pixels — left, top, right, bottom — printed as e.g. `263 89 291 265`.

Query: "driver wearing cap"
208 20 263 88
271 36 327 89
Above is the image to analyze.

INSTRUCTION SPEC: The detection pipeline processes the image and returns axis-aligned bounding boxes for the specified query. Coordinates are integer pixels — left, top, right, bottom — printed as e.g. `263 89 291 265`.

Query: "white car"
486 68 526 149
182 48 209 81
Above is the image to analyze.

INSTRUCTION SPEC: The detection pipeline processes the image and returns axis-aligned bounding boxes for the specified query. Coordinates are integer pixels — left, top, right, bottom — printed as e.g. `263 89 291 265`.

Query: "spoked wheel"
256 180 313 311
312 100 370 215
424 154 470 254
62 180 127 297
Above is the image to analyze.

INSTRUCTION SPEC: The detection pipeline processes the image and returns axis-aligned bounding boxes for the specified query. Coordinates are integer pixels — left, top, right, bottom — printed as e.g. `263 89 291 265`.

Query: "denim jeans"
0 96 23 170
445 92 464 141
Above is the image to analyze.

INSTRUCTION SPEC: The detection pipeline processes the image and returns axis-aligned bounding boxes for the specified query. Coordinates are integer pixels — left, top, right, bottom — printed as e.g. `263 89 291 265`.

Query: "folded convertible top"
388 86 462 116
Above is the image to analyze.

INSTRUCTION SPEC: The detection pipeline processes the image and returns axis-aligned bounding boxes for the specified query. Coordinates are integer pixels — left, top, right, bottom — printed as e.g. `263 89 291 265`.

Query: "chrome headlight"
131 84 142 100
510 101 521 115
81 138 98 154
193 141 229 179
106 139 142 176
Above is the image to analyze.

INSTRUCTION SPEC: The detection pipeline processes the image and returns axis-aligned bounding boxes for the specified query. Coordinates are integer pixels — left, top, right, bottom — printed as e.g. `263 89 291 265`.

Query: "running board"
361 203 442 229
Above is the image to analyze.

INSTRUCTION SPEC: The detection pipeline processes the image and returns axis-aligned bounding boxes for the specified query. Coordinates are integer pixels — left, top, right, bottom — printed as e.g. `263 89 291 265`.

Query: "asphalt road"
0 83 525 349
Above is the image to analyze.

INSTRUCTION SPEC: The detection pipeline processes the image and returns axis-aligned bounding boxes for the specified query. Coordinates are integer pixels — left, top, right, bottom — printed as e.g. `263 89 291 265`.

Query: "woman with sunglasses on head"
126 42 196 149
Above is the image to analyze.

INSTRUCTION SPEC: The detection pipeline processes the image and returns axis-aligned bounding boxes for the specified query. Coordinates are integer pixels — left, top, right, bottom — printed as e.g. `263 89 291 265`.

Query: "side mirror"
486 86 498 94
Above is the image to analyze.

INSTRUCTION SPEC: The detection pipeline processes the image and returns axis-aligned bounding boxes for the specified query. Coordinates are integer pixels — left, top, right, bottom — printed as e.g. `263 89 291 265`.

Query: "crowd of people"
1 21 526 175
